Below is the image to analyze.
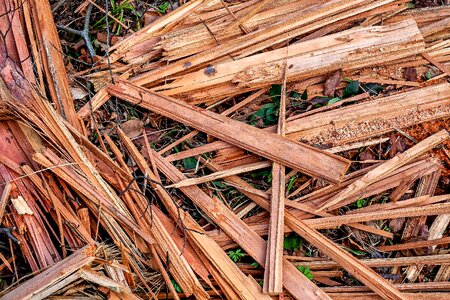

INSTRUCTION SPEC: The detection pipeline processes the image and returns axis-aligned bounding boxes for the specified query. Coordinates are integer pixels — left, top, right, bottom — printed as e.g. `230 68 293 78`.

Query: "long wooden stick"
377 236 450 252
165 161 272 188
0 182 12 224
108 79 350 183
307 199 450 229
263 63 287 295
293 254 450 270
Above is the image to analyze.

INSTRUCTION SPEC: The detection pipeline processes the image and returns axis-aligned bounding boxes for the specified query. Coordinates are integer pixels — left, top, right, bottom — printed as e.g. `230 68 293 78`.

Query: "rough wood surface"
107 80 350 183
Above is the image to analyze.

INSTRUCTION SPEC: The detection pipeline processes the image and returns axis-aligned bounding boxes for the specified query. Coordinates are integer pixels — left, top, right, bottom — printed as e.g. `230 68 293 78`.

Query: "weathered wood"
132 0 396 87
108 80 350 183
166 161 272 188
181 156 408 299
154 20 424 98
0 182 12 225
401 170 442 282
30 0 82 130
162 83 450 163
317 130 449 211
115 130 272 300
293 253 450 270
0 245 96 300
377 236 450 252
149 149 330 300
204 158 439 248
109 0 208 61
263 66 287 295
158 88 267 155
307 200 450 229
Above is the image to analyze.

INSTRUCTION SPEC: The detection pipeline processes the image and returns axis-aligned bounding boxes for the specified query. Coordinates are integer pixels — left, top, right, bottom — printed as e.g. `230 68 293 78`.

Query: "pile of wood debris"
0 0 450 299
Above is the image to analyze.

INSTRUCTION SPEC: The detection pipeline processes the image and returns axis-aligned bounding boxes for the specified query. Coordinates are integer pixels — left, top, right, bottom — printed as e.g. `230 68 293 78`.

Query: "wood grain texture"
107 79 350 183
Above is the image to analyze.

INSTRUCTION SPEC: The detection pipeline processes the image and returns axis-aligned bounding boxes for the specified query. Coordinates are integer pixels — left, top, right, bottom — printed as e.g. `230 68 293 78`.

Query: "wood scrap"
107 79 351 184
317 130 449 211
2 1 450 299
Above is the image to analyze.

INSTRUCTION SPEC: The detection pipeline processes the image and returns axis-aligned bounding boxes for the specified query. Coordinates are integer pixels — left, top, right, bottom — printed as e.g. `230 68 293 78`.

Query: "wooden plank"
286 217 408 300
132 0 393 86
107 79 350 183
329 293 450 300
162 83 450 163
401 171 442 282
306 200 450 230
420 16 450 37
317 130 450 211
202 159 439 249
377 236 450 252
116 128 209 299
109 0 208 60
263 66 286 295
154 19 424 97
30 0 82 130
79 267 142 300
294 254 450 270
346 195 450 215
158 88 267 155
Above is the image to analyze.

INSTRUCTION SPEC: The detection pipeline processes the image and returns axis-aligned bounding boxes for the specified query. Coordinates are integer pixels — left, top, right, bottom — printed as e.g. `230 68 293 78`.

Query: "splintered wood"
1 0 450 299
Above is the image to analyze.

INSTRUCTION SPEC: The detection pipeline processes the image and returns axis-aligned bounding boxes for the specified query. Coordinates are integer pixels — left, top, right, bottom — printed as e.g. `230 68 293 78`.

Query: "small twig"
57 3 95 60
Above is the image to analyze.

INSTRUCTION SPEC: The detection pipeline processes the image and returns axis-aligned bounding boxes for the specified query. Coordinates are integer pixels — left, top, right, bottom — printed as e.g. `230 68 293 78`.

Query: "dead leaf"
403 67 417 82
388 133 406 158
359 148 375 168
419 224 429 240
96 32 121 45
324 70 342 97
70 86 88 100
120 119 144 139
144 10 160 26
389 217 406 233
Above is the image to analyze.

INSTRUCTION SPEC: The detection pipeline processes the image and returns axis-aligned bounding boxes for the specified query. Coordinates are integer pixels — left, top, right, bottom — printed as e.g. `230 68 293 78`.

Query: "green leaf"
297 266 314 280
356 198 367 208
228 249 246 262
425 70 433 80
327 97 342 106
157 2 170 14
343 246 366 256
250 169 272 183
287 175 297 193
343 80 360 98
269 84 282 104
183 157 197 170
301 89 308 100
250 262 260 268
211 181 227 189
284 232 302 251
361 83 384 95
171 279 183 293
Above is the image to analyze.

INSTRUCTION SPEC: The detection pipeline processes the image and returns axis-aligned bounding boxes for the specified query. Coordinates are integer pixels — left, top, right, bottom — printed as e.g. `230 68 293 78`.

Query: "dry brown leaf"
120 119 144 139
323 70 343 97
